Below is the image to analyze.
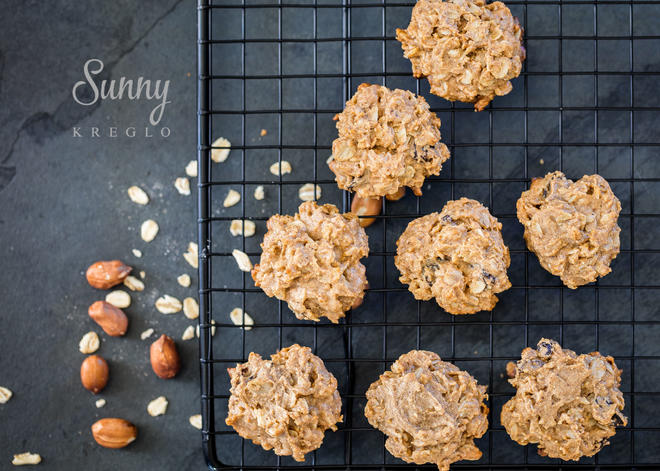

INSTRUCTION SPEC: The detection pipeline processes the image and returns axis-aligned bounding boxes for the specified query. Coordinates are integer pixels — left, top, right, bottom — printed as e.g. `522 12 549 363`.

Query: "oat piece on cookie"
395 198 511 314
226 344 342 462
396 0 525 111
329 83 450 198
252 201 369 323
501 338 627 461
365 350 488 471
517 171 621 289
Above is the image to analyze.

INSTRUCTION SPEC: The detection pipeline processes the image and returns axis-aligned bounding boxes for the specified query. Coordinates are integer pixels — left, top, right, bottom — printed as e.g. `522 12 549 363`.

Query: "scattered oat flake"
211 137 231 163
123 275 145 292
182 325 195 341
230 307 254 331
184 242 199 268
232 249 252 272
229 220 256 237
141 219 159 242
185 160 198 177
177 274 191 287
298 183 321 201
254 185 265 200
105 290 131 308
95 398 106 408
0 386 13 404
147 396 169 417
189 414 202 430
269 161 292 176
260 129 267 137
140 328 154 340
139 270 146 279
174 177 191 196
196 320 216 338
79 331 100 354
183 297 199 319
132 248 142 258
12 452 41 466
127 186 149 205
539 158 545 165
155 295 182 314
223 189 240 208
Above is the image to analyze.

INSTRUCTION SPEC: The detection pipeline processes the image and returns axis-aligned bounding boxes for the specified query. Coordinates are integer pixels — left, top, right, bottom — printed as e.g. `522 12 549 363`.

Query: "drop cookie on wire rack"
501 338 627 461
395 197 511 314
226 344 342 462
396 0 525 111
516 171 621 289
364 350 489 471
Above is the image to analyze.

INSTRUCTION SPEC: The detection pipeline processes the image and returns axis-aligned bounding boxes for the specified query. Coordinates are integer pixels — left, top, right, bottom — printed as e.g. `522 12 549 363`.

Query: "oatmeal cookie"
501 339 627 461
226 344 342 462
252 201 369 323
329 83 450 198
364 350 488 471
396 0 525 111
516 171 621 289
395 198 511 314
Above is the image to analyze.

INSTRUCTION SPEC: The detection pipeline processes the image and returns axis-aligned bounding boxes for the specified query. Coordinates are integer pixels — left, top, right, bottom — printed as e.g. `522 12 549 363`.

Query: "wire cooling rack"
197 0 660 469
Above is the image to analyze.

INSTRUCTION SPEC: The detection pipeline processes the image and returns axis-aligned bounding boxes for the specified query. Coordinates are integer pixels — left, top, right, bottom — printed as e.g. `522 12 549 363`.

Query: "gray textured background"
1 0 660 469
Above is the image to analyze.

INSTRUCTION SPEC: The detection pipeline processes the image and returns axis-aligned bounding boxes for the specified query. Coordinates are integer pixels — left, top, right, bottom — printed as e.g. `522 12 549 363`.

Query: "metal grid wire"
197 0 660 469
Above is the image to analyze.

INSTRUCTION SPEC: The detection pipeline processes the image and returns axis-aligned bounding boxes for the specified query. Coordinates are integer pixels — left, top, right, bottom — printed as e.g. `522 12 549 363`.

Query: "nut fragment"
88 301 129 337
141 219 159 242
11 452 41 466
140 328 154 340
132 249 142 258
123 275 145 292
96 398 106 408
298 183 322 201
183 242 199 268
269 160 292 176
231 249 252 272
139 270 146 279
147 396 169 417
86 260 132 289
0 386 13 404
223 189 241 208
260 128 267 137
155 295 182 314
183 297 199 319
91 418 137 449
80 355 109 394
150 334 181 379
196 320 216 338
182 326 195 341
105 290 131 309
185 160 198 177
211 137 231 163
79 331 100 354
174 177 191 196
254 186 265 200
229 307 254 330
385 187 406 201
127 185 149 205
351 196 382 227
189 414 202 430
177 274 191 287
229 220 256 237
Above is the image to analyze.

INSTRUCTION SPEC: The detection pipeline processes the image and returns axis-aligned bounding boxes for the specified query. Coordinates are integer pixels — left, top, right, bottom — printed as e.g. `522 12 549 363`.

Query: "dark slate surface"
1 0 660 469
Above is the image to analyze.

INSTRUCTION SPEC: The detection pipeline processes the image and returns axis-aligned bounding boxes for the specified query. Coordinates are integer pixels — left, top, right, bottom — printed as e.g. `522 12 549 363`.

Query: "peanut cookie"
516 171 621 289
395 198 511 314
396 0 525 111
365 350 488 471
252 201 369 323
501 339 627 461
226 344 342 462
329 83 450 198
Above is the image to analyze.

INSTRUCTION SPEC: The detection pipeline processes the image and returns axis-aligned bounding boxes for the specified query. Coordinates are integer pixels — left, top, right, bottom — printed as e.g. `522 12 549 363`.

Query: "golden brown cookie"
396 0 525 111
329 83 450 198
365 350 488 471
226 344 342 462
252 201 369 323
516 171 621 289
501 339 627 461
395 198 511 314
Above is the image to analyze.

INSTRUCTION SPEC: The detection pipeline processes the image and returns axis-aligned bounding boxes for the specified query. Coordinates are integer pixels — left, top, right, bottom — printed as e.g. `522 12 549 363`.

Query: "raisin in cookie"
517 171 621 289
395 198 511 314
365 350 488 471
501 339 627 461
396 0 525 111
329 83 450 198
252 201 369 323
226 344 342 462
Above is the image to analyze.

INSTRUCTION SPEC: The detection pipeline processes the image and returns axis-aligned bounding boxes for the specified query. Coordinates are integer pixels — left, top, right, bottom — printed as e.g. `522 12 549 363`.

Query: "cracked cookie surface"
226 344 343 462
516 171 621 289
365 350 489 471
252 201 369 323
329 83 450 198
395 198 511 314
396 0 525 111
501 338 627 461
